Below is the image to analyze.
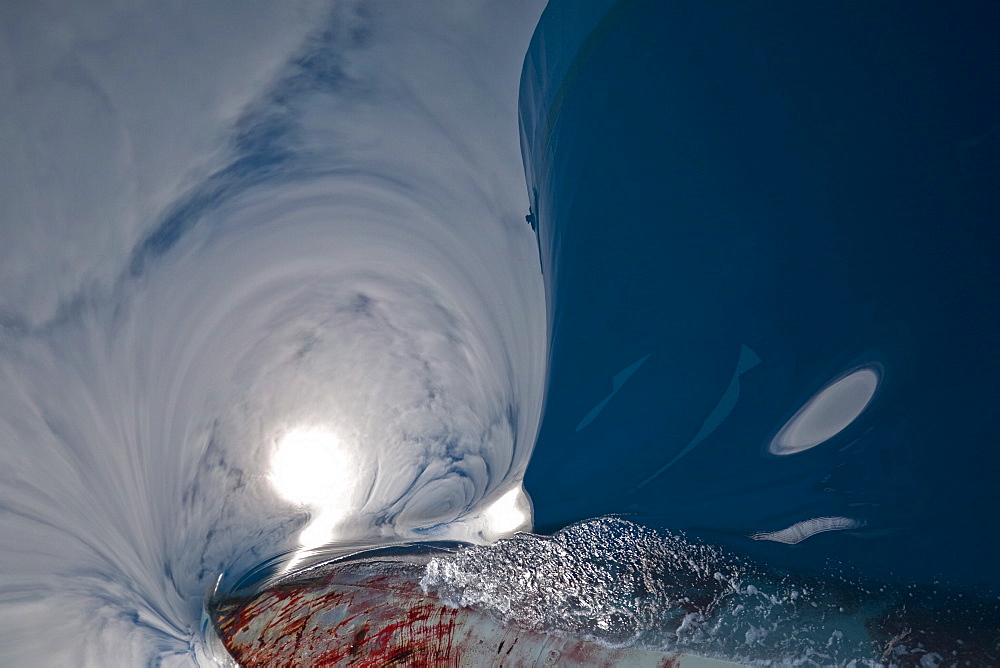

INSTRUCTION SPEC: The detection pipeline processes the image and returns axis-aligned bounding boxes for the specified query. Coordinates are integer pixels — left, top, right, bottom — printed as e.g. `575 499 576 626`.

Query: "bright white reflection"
482 486 531 537
769 366 880 456
0 0 548 662
271 427 356 545
750 516 865 544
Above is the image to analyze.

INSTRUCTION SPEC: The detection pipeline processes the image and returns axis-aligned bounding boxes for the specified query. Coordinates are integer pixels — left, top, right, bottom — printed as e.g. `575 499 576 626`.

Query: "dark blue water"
521 0 1000 593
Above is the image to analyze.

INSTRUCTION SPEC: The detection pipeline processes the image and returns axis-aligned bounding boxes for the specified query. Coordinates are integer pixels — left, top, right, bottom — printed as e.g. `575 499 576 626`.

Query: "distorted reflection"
769 366 880 456
481 486 532 538
750 516 866 545
270 426 357 547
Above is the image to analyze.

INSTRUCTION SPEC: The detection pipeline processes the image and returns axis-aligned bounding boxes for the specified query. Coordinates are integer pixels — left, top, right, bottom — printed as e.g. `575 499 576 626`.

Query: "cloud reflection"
0 1 546 664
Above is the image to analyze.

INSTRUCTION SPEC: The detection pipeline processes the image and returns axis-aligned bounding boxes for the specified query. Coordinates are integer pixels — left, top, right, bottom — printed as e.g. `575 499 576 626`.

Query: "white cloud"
0 0 329 328
0 1 547 664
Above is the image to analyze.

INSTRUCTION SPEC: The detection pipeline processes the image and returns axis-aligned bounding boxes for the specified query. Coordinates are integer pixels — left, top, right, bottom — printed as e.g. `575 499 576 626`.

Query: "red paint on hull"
209 555 732 667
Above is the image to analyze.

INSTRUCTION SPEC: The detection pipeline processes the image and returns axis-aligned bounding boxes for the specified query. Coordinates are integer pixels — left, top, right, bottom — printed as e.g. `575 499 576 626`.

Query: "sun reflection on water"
270 426 357 548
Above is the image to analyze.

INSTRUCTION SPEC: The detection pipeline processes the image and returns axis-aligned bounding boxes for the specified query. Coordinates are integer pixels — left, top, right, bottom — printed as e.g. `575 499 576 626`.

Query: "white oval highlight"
769 366 880 455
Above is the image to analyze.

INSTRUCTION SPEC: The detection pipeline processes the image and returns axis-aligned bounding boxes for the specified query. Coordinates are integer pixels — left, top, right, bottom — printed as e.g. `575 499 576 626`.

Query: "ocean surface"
2 0 998 665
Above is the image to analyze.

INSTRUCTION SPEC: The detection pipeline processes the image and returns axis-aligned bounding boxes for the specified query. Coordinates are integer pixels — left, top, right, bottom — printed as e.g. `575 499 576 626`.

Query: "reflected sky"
0 1 546 664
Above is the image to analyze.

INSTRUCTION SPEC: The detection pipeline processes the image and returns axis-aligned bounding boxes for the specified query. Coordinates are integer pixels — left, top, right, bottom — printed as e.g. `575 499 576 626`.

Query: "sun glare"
482 486 531 537
270 426 354 512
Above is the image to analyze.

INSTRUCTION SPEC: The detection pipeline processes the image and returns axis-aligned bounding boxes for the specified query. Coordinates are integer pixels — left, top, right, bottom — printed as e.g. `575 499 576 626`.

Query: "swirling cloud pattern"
0 1 546 664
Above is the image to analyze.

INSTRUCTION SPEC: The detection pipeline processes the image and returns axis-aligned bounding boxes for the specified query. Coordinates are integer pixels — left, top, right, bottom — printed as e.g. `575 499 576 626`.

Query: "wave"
421 517 1000 666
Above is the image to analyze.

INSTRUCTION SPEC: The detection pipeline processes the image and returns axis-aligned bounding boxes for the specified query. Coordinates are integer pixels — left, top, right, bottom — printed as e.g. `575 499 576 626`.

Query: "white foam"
418 517 981 665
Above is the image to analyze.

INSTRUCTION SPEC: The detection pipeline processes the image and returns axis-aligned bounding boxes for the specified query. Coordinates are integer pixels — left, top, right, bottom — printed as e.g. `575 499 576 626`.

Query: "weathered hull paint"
210 553 738 667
